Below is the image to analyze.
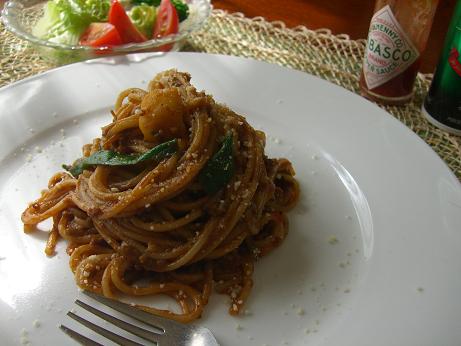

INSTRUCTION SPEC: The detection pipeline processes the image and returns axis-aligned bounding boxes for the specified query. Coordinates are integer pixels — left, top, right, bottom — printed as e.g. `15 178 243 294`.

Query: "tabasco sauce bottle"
360 0 439 105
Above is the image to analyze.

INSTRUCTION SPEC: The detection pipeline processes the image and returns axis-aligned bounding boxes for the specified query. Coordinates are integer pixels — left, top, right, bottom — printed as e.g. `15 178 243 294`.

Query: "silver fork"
59 290 219 346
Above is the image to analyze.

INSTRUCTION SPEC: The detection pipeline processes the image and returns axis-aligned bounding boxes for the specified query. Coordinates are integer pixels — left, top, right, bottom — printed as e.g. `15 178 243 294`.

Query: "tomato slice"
109 0 146 44
79 23 123 47
153 0 179 47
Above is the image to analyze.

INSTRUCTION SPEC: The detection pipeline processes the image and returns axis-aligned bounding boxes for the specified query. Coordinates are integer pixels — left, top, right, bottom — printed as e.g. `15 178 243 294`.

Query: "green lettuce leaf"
129 4 157 38
32 0 110 45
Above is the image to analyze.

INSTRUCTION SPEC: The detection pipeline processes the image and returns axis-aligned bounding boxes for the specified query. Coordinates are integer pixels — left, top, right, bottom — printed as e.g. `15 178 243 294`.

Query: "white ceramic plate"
1 53 460 346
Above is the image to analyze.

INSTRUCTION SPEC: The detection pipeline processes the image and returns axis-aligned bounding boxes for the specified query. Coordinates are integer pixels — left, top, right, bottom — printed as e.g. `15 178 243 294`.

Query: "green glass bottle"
423 0 461 135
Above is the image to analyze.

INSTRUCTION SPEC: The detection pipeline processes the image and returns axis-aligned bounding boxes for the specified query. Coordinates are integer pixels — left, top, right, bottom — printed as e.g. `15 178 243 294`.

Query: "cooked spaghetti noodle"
22 70 299 322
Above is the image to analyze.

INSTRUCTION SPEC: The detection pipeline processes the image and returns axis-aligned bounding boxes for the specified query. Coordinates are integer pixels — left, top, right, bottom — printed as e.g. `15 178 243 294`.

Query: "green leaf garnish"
63 139 177 177
199 134 234 194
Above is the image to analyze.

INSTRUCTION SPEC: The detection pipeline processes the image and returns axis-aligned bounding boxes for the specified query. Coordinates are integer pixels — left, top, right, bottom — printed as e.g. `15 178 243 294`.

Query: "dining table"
212 0 457 73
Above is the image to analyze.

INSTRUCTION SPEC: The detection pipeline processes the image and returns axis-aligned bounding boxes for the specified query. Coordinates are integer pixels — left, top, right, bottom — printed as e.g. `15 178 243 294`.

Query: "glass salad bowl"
1 0 211 65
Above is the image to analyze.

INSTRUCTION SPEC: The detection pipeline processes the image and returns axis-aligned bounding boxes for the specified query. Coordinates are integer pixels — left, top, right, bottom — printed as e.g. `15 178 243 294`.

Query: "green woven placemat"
1 9 460 180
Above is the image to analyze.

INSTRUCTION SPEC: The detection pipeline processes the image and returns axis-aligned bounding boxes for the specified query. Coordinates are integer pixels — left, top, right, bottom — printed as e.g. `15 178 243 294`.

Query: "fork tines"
60 291 169 346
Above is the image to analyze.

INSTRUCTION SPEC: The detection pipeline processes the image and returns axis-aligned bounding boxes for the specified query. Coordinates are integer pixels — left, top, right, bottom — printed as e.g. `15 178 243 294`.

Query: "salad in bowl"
2 0 211 64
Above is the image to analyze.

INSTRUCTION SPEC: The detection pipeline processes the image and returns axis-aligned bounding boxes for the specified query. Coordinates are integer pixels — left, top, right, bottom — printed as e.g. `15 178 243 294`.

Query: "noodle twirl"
22 70 300 323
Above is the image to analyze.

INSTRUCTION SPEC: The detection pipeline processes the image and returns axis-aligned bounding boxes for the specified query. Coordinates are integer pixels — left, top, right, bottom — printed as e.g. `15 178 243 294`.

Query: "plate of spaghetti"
0 53 460 346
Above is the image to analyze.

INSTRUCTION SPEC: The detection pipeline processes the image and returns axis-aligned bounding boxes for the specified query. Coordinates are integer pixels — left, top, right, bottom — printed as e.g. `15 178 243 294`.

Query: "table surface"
213 0 457 73
0 0 457 73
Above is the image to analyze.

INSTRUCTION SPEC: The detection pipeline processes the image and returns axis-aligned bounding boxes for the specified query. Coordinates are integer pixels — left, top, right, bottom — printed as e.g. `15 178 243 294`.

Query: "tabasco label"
363 5 420 90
